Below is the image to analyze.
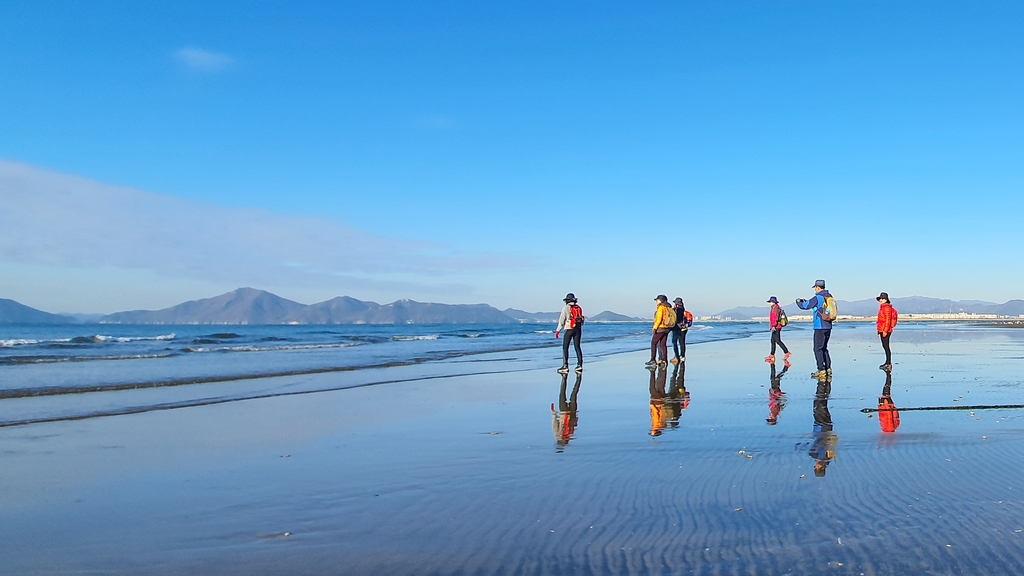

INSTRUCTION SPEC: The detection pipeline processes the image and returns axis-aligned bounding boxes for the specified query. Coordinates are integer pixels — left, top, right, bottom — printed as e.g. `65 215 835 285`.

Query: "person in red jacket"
765 296 791 363
876 292 898 371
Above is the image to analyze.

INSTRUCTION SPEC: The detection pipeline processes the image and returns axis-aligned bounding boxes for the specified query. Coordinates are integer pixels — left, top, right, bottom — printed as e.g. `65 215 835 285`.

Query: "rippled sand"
3 323 1024 574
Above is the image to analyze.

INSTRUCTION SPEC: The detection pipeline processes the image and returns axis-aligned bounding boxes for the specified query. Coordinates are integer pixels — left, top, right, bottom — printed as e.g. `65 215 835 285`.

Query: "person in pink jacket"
765 296 791 363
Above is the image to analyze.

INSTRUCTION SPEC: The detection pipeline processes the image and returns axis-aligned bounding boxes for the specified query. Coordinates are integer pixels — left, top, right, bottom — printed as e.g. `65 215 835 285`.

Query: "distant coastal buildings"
702 312 1024 322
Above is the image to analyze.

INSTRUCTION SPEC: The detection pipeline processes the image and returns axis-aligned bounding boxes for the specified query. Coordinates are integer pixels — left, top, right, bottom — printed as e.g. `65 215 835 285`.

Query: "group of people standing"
554 280 899 377
647 295 692 368
765 280 899 379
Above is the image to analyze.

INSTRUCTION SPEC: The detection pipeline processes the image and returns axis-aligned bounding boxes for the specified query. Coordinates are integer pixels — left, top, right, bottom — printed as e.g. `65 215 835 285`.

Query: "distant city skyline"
3 2 1024 316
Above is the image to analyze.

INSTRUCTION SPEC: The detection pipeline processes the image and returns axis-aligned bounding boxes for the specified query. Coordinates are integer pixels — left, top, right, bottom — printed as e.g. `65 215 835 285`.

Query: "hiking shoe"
557 365 569 374
783 352 792 360
880 363 892 372
679 356 685 362
658 360 668 367
670 357 679 365
826 368 832 375
810 370 826 379
644 360 657 367
575 364 583 372
765 355 775 363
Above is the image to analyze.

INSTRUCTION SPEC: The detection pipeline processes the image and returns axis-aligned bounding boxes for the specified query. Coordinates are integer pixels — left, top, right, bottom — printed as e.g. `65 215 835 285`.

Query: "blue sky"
1 1 1023 315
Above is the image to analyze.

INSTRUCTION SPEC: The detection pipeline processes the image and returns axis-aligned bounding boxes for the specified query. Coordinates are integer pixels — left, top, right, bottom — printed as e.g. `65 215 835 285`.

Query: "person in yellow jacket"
646 295 675 368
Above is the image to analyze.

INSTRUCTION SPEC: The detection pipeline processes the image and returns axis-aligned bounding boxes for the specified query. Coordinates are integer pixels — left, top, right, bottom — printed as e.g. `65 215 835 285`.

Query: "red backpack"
569 305 585 329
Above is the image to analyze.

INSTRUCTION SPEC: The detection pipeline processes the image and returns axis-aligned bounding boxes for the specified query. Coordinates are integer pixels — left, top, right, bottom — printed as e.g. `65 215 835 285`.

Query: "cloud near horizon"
0 161 516 297
174 47 235 71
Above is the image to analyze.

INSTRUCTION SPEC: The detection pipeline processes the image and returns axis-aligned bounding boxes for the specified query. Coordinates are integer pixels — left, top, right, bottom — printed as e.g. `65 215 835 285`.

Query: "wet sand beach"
4 323 1024 575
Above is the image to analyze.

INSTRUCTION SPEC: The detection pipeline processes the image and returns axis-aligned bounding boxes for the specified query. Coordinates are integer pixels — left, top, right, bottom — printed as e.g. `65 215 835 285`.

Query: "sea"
0 321 765 428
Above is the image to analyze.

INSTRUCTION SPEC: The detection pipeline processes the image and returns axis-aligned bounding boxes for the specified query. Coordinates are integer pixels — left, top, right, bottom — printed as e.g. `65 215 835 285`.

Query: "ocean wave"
0 352 177 365
391 335 440 341
182 343 358 354
458 334 483 338
94 333 176 343
1 333 175 347
1 338 47 347
348 335 389 344
533 330 554 334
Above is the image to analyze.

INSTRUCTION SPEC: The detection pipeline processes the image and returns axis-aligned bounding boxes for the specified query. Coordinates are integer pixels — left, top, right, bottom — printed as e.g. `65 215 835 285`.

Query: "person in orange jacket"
876 292 899 371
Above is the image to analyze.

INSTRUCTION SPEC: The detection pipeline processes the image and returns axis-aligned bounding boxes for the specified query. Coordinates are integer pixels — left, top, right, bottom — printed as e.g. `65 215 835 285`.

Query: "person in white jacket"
555 293 584 373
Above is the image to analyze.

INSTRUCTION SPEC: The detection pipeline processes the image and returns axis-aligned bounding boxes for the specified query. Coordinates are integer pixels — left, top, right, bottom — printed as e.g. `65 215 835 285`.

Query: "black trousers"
770 329 789 355
671 327 687 358
650 329 670 361
879 333 892 365
562 328 582 366
813 329 832 371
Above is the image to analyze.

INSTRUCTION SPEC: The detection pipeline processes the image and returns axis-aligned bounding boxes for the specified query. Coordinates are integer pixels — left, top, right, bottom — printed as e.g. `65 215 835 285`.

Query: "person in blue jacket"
796 279 834 379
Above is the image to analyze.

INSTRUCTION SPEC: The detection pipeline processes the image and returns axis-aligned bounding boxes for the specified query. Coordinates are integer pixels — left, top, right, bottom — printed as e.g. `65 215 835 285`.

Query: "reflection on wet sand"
649 363 690 436
878 370 900 434
649 365 668 436
799 375 837 477
551 372 582 452
766 361 789 426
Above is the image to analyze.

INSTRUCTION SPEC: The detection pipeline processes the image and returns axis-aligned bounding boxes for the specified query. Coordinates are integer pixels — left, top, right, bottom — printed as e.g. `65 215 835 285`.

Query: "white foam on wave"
94 333 176 343
1 339 42 347
184 343 357 354
533 330 554 334
391 335 440 341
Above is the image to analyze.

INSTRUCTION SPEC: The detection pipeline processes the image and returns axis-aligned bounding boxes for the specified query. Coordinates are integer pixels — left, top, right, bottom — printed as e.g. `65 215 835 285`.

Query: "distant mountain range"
3 289 1020 325
716 296 1024 320
0 298 75 324
0 288 644 325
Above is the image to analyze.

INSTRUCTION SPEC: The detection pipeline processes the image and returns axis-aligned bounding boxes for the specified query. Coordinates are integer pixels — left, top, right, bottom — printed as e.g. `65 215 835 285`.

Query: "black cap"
673 297 683 305
655 294 668 303
814 279 826 289
876 292 889 302
564 293 577 303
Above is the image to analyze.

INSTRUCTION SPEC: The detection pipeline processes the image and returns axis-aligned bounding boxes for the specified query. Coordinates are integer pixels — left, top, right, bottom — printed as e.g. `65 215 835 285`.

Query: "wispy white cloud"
174 47 235 72
0 161 514 297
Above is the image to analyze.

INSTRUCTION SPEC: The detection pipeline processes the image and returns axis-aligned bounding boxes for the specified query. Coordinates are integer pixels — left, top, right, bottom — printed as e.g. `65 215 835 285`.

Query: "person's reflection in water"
878 370 900 434
767 361 790 426
664 362 690 428
551 372 582 452
649 365 668 436
809 375 838 477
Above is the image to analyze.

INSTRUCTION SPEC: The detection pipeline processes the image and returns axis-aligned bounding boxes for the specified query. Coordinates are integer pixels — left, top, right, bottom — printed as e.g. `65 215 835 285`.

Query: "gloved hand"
555 331 560 339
